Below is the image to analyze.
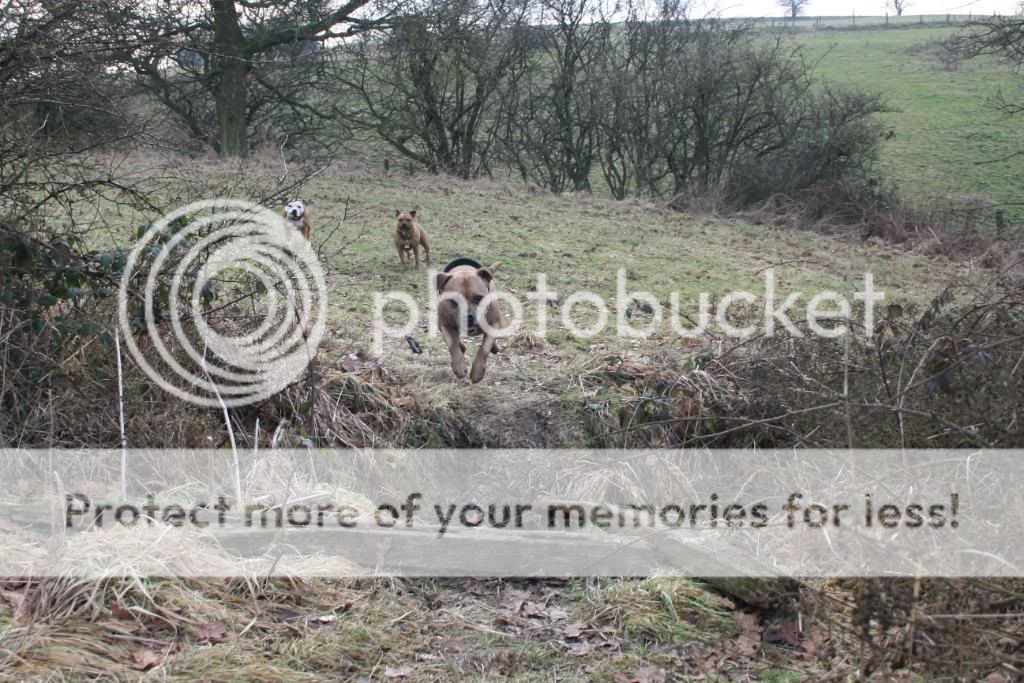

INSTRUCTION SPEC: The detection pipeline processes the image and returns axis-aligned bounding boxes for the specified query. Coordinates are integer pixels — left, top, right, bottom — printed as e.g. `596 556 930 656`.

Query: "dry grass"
0 575 807 681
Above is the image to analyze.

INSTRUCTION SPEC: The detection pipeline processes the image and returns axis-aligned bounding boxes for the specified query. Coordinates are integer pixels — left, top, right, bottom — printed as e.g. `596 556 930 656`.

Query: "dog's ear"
477 262 501 283
394 209 401 217
409 210 417 218
435 272 452 292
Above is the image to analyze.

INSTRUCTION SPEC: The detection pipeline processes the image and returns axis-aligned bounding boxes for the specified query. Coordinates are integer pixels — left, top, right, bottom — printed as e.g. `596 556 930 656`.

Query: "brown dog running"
436 258 502 383
284 199 311 240
393 209 430 269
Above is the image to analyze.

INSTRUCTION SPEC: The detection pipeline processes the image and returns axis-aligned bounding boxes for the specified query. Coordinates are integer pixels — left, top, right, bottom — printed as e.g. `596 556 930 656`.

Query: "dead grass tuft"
582 577 737 646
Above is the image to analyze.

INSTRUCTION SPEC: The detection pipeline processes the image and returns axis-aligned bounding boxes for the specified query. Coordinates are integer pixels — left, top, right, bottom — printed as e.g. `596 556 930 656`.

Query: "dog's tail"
442 257 483 272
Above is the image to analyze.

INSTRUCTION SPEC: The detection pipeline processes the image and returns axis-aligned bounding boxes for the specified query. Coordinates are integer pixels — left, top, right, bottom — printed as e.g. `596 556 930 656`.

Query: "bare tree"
518 0 609 192
777 0 810 19
106 0 379 158
589 0 685 198
331 0 883 205
0 1 151 206
339 0 532 178
887 0 909 17
583 2 885 205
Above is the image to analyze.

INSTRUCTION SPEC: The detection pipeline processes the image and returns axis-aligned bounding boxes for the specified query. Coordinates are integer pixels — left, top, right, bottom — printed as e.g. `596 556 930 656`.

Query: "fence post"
852 10 856 26
885 11 888 25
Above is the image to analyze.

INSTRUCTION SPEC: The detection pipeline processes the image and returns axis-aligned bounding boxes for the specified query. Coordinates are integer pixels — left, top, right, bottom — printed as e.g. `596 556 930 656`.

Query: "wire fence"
758 13 979 30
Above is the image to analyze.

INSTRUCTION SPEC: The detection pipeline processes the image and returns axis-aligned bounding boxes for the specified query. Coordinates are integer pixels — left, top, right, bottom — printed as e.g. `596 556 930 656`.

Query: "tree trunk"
211 0 249 158
216 57 249 158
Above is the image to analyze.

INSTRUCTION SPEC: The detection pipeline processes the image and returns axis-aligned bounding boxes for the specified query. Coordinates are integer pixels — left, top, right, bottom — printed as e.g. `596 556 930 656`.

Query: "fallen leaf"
984 672 1013 683
131 649 161 671
504 598 526 613
731 634 760 658
111 602 133 620
503 588 532 602
496 612 531 629
314 614 338 624
734 611 762 640
565 640 594 656
383 665 414 678
764 618 801 647
522 600 547 617
546 606 570 620
563 621 586 639
803 626 830 657
195 620 227 643
616 666 667 683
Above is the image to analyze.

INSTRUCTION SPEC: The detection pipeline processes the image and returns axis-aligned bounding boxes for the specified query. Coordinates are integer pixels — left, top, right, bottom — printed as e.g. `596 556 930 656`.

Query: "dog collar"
443 257 483 272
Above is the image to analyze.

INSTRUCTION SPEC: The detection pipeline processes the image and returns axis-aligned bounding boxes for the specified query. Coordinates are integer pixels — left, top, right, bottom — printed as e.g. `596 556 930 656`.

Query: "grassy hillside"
313 171 955 341
799 25 1024 231
72 157 977 450
335 23 1024 234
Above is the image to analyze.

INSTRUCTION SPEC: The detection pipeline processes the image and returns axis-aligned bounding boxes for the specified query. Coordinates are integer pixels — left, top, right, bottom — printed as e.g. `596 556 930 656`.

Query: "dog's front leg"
396 244 407 269
441 325 467 379
470 334 498 383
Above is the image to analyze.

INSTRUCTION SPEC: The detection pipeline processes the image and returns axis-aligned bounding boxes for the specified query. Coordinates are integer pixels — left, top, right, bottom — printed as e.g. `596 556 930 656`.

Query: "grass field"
75 156 977 450
343 23 1024 234
319 171 955 336
799 24 1024 232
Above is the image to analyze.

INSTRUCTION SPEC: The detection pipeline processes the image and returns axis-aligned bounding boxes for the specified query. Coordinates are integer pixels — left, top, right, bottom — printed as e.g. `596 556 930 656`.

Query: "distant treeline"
4 0 887 208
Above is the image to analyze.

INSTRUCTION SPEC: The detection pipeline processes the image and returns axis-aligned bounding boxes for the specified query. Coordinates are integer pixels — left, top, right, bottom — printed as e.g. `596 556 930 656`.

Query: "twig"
202 342 243 506
843 267 855 449
115 328 128 500
278 135 290 185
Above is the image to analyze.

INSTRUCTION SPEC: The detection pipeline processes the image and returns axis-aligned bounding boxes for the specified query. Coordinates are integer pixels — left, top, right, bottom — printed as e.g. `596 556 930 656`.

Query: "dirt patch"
446 394 563 448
